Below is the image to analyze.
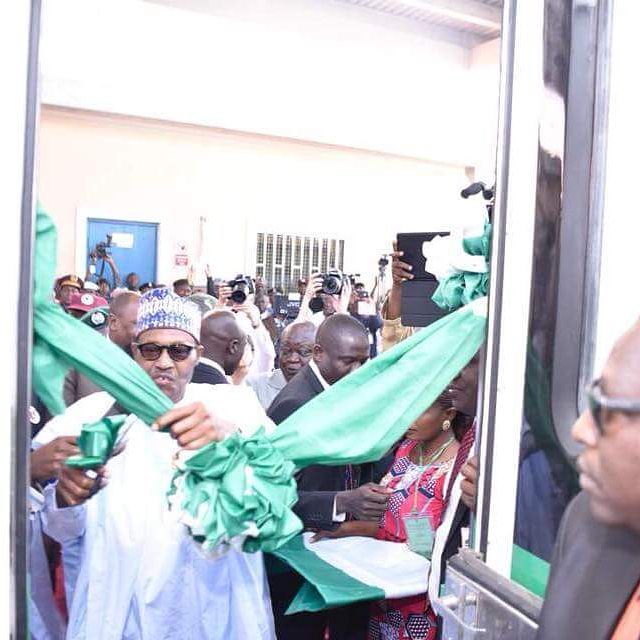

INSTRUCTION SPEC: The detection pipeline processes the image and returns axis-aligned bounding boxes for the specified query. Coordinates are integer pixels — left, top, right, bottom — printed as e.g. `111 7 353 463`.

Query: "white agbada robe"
34 383 277 640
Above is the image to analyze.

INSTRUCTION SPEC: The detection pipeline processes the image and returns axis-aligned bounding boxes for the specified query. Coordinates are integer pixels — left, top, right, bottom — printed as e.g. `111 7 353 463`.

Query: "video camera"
228 275 255 304
91 234 113 260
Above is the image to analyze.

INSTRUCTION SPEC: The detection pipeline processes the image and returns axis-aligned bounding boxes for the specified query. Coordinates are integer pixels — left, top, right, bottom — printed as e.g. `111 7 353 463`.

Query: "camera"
92 234 113 259
320 269 347 296
228 275 255 304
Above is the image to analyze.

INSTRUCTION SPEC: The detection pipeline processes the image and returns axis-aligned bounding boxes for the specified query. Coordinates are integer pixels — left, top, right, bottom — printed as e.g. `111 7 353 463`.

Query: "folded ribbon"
66 415 127 468
168 427 302 554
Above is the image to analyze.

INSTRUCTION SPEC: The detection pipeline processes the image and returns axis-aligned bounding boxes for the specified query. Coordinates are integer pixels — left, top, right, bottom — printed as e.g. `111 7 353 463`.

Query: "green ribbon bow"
66 416 127 469
432 222 492 312
34 204 487 555
169 428 301 553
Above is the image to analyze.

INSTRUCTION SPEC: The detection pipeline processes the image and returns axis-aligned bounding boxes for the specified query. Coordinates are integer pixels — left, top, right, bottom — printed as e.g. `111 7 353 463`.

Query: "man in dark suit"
538 321 640 639
267 313 390 640
191 310 246 386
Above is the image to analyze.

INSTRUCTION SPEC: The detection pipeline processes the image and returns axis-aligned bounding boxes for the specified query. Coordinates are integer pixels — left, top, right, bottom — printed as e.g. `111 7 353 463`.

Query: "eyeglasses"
586 379 640 433
134 342 196 362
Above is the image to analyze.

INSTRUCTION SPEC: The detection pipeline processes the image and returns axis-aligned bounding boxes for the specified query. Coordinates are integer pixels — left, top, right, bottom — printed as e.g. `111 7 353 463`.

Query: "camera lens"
230 288 247 304
309 296 324 313
322 274 342 295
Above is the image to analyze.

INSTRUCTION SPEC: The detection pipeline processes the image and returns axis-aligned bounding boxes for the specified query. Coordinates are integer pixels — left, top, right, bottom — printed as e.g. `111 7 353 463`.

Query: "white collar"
199 356 227 377
308 359 331 390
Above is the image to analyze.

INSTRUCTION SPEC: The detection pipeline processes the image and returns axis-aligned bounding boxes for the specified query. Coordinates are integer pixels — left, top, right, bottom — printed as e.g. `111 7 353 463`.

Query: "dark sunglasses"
587 379 640 433
134 342 196 362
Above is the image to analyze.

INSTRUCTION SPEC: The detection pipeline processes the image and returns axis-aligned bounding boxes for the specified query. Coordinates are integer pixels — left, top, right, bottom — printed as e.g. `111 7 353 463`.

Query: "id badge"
403 513 435 559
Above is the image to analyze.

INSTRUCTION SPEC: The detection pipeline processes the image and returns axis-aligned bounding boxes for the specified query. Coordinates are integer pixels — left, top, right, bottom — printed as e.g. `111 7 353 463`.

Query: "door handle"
433 592 487 636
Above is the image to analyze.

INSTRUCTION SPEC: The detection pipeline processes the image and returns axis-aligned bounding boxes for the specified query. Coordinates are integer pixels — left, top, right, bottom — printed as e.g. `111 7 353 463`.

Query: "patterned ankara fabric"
369 440 454 640
136 287 202 341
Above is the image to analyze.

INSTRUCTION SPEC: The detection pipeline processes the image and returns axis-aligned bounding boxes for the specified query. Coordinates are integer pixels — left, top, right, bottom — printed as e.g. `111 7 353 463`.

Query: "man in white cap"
34 288 275 639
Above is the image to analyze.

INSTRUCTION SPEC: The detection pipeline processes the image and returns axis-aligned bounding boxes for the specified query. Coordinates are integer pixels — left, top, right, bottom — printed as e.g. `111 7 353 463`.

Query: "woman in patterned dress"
313 389 472 640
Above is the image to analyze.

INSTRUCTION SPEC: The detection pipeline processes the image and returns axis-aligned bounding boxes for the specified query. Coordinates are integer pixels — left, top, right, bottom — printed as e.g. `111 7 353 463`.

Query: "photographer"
348 285 383 358
217 276 276 376
294 271 352 327
85 242 121 294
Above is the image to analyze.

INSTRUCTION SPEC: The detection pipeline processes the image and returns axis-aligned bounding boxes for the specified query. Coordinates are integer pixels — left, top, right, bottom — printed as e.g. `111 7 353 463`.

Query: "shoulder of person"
184 383 274 436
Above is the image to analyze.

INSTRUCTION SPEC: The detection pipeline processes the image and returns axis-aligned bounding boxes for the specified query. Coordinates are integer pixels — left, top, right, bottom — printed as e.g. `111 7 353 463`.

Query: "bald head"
314 314 370 385
603 321 640 397
108 291 140 351
200 311 248 375
279 322 317 382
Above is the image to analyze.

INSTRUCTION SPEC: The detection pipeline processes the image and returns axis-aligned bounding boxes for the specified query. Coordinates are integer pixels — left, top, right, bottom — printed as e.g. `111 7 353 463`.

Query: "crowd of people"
27 242 640 640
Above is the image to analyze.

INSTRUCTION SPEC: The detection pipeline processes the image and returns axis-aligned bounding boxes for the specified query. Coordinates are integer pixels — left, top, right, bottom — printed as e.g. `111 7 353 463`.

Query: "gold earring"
442 420 451 432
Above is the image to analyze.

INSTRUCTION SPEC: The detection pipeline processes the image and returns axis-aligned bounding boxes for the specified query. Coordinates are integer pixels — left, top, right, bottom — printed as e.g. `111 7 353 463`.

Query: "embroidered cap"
136 288 201 342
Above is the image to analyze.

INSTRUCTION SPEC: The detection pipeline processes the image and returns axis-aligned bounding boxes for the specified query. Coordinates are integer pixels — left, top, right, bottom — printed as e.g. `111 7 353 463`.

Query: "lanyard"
411 436 455 514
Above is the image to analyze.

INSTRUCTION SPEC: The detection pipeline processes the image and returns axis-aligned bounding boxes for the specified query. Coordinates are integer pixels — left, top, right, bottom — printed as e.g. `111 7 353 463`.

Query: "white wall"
38 107 473 288
40 0 497 168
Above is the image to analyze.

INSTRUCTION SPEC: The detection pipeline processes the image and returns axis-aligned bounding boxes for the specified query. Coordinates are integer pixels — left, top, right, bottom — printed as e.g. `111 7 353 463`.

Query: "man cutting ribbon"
35 288 277 640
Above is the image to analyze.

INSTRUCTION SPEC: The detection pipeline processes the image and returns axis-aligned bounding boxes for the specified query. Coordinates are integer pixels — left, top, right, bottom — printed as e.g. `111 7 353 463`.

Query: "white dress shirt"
308 360 346 522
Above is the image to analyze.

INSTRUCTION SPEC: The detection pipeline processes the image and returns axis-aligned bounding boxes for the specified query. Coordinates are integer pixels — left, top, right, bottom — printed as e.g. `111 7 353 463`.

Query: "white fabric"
427 436 476 603
308 360 331 390
247 322 276 377
302 533 430 599
37 384 275 640
29 511 66 640
246 369 287 410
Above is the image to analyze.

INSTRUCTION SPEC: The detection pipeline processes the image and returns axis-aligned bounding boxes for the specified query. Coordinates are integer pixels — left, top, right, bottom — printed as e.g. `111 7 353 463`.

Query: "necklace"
411 436 455 515
417 436 455 468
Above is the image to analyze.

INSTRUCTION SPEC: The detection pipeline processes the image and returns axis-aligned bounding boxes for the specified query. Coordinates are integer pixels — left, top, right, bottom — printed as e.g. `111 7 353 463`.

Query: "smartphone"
396 231 450 328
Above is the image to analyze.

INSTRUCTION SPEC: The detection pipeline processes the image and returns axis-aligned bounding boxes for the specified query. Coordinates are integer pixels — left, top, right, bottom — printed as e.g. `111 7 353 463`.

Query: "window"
254 232 345 293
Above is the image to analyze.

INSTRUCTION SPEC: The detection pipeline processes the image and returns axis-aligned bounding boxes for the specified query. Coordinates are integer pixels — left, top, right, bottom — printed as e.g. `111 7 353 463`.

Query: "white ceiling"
335 0 502 41
146 0 502 47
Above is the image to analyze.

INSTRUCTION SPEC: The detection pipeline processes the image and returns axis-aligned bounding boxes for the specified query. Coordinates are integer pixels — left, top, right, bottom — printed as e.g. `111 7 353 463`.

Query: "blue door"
87 218 158 286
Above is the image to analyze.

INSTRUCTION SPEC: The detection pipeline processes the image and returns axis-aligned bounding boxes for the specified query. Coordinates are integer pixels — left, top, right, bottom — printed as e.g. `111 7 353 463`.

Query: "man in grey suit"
538 320 640 639
248 321 316 409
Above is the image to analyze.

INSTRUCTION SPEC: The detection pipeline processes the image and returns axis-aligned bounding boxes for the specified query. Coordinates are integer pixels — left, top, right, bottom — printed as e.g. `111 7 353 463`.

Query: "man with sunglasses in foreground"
34 288 276 639
538 320 640 639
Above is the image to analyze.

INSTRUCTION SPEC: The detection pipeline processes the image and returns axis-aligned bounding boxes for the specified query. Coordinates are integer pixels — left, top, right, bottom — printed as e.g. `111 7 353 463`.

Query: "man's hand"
391 241 414 286
311 520 379 542
31 436 80 484
460 455 479 512
153 402 227 450
233 301 261 329
215 285 232 309
56 465 107 508
335 483 392 521
303 275 323 303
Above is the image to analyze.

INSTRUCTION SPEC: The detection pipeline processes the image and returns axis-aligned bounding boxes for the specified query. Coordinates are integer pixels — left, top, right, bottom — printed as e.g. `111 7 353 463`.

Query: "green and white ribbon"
271 533 430 613
33 205 487 555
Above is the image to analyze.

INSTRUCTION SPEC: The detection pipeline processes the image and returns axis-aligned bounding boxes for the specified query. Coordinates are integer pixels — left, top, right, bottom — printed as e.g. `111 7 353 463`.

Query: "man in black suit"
191 310 246 386
267 313 390 640
537 321 640 638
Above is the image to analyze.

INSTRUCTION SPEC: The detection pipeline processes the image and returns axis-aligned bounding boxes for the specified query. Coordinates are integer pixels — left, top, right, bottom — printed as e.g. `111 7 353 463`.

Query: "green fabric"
510 544 550 598
271 535 385 613
33 205 487 555
33 207 172 423
66 416 127 468
270 300 486 468
432 223 492 312
169 427 302 553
